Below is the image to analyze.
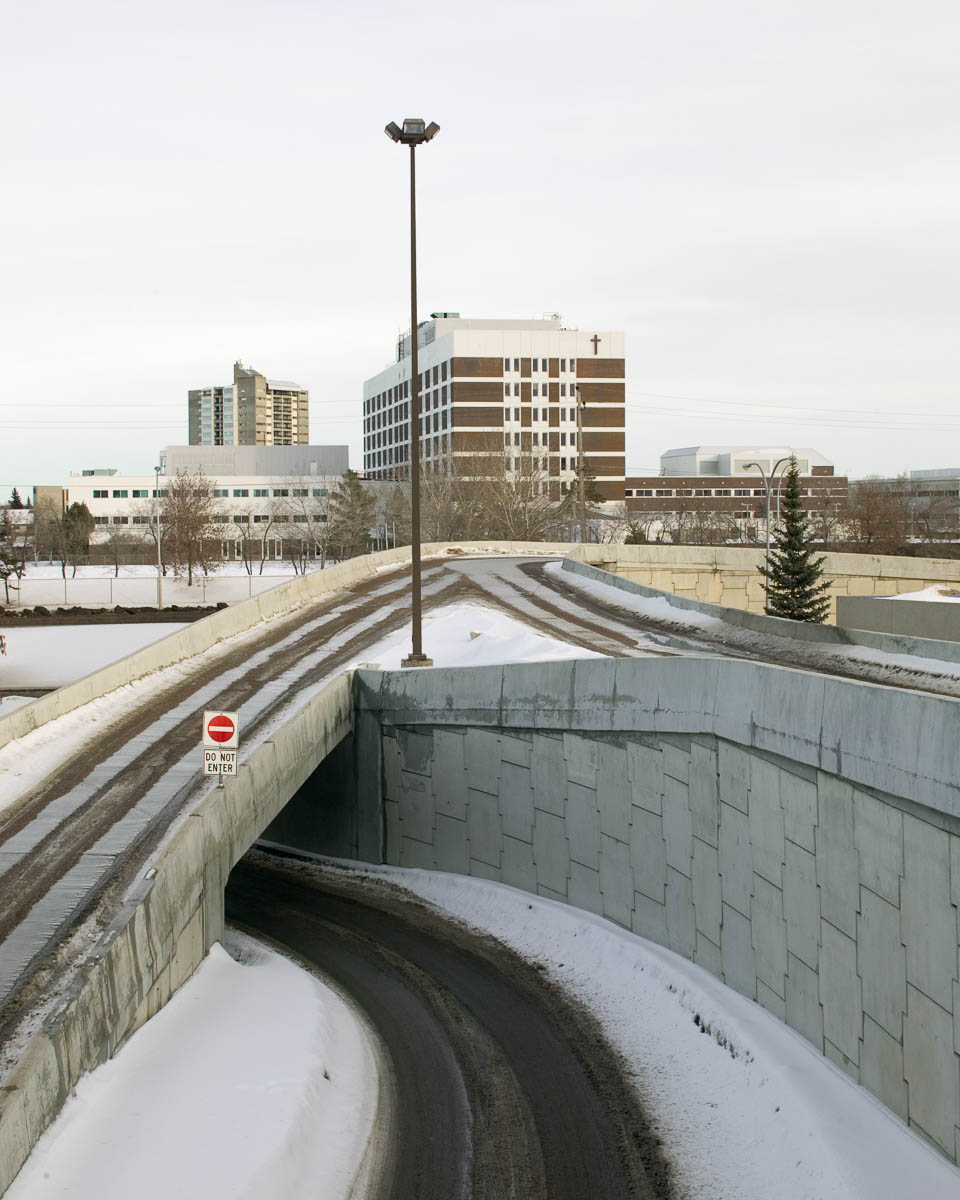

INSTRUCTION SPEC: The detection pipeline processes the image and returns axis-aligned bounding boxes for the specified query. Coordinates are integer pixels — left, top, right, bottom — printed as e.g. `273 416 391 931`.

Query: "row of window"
503 358 576 373
505 407 578 423
91 486 328 501
504 383 583 398
625 487 813 498
505 432 577 447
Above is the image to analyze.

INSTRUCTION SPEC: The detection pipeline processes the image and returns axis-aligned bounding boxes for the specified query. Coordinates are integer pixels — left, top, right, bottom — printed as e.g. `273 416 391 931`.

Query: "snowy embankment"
4 932 384 1200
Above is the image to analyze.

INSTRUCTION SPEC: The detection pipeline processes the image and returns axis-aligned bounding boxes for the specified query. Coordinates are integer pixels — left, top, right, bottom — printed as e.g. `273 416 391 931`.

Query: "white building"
659 446 834 477
362 314 626 500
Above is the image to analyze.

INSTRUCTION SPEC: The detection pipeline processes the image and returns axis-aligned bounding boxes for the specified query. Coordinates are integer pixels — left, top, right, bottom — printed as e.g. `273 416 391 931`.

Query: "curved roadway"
226 854 671 1200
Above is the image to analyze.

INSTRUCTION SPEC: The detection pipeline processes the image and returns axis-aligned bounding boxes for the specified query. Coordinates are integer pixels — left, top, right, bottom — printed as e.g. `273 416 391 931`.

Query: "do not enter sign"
203 711 239 750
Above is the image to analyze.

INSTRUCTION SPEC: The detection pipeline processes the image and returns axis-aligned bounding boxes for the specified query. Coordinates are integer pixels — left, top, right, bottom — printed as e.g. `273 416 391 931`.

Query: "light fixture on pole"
744 456 792 613
154 465 163 611
386 117 439 669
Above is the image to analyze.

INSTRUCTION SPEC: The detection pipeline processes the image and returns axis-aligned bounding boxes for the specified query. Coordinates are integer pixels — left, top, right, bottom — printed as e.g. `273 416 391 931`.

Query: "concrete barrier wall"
357 659 960 1161
837 595 960 643
570 543 960 623
5 574 291 609
562 557 960 667
0 674 354 1196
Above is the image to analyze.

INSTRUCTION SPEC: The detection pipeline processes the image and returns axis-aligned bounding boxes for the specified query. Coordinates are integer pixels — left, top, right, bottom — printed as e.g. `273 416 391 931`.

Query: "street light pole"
744 456 792 613
386 118 439 669
154 464 163 611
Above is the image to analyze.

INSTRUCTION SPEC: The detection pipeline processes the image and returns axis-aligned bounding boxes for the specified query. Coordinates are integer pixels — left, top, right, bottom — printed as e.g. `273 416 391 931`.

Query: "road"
1 552 956 1035
227 854 672 1200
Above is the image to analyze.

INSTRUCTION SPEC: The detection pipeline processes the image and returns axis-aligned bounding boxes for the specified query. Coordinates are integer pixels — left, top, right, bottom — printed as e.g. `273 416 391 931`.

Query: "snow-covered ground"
1 623 188 690
4 932 383 1200
888 584 960 601
7 599 960 1197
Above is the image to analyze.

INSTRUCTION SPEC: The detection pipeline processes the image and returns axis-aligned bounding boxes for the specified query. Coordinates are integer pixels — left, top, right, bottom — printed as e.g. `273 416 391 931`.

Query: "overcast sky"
2 0 958 492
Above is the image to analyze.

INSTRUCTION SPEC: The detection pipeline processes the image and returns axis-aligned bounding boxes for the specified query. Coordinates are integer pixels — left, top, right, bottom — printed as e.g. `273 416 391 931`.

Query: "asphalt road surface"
226 854 672 1200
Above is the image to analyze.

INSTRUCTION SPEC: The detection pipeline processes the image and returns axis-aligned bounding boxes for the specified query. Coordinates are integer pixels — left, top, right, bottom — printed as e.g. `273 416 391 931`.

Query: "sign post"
202 711 239 780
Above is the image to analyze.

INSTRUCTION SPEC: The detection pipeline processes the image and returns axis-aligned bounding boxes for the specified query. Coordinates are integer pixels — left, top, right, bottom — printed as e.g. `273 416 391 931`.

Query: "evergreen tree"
761 457 831 622
328 470 375 559
8 488 23 509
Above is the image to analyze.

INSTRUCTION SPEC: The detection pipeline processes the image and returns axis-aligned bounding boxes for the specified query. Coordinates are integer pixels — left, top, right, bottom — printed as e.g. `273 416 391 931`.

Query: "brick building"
362 315 625 500
625 446 847 542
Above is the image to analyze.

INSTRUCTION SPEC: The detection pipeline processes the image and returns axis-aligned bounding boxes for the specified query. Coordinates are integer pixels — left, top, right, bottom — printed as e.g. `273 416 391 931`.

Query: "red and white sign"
203 711 239 750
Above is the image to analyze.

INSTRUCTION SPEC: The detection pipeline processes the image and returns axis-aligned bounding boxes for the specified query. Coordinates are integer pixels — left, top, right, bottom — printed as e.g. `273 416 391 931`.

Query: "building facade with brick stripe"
362 316 626 500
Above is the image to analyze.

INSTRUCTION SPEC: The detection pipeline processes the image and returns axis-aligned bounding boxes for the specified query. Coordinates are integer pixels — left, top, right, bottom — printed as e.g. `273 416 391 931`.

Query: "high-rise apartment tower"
189 361 309 446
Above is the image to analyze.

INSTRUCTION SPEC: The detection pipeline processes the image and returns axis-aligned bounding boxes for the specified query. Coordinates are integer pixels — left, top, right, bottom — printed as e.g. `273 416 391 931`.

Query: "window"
570 433 576 447
514 407 520 421
625 489 634 497
254 488 268 497
560 432 567 446
273 488 289 497
441 361 447 381
213 489 228 497
132 489 148 498
541 358 548 371
233 515 249 524
561 457 567 470
504 358 510 371
532 432 539 445
513 432 520 446
532 383 539 396
677 489 693 496
560 383 567 397
112 516 128 524
112 489 128 498
638 489 654 497
93 489 108 498
293 488 308 497
504 385 511 397
655 489 673 497
695 489 712 497
132 516 149 525
753 489 765 496
312 488 328 497
513 383 520 396
233 488 249 497
94 515 109 525
541 408 548 421
715 489 731 496
570 359 576 371
735 511 751 520
560 408 567 421
560 358 567 372
734 488 751 496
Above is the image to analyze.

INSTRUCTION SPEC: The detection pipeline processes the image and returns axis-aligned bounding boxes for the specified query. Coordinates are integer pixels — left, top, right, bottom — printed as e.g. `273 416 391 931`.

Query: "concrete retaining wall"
357 659 960 1161
571 543 960 623
562 558 960 667
838 595 960 643
0 675 354 1195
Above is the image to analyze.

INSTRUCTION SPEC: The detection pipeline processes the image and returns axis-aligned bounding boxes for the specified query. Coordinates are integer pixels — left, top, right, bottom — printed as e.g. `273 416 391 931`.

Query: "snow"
5 932 382 1200
0 623 188 690
0 696 35 715
327 861 960 1200
344 600 603 670
888 584 960 602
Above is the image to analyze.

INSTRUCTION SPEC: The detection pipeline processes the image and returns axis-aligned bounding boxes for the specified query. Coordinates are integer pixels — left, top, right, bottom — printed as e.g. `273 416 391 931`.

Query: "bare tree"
163 470 224 585
842 479 911 554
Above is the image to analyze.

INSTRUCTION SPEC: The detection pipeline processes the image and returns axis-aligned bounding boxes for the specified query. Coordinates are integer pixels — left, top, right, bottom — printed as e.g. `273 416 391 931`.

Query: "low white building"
660 446 834 477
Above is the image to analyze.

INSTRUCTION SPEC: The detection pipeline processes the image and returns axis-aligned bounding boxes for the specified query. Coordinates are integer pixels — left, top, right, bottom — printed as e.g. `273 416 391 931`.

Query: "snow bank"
5 933 382 1200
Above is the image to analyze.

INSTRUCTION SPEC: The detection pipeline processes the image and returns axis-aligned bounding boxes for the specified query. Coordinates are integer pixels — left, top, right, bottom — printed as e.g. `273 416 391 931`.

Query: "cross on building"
590 334 602 355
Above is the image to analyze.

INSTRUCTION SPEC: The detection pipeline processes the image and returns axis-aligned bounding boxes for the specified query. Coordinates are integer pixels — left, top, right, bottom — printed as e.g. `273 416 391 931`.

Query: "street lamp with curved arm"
743 455 793 613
